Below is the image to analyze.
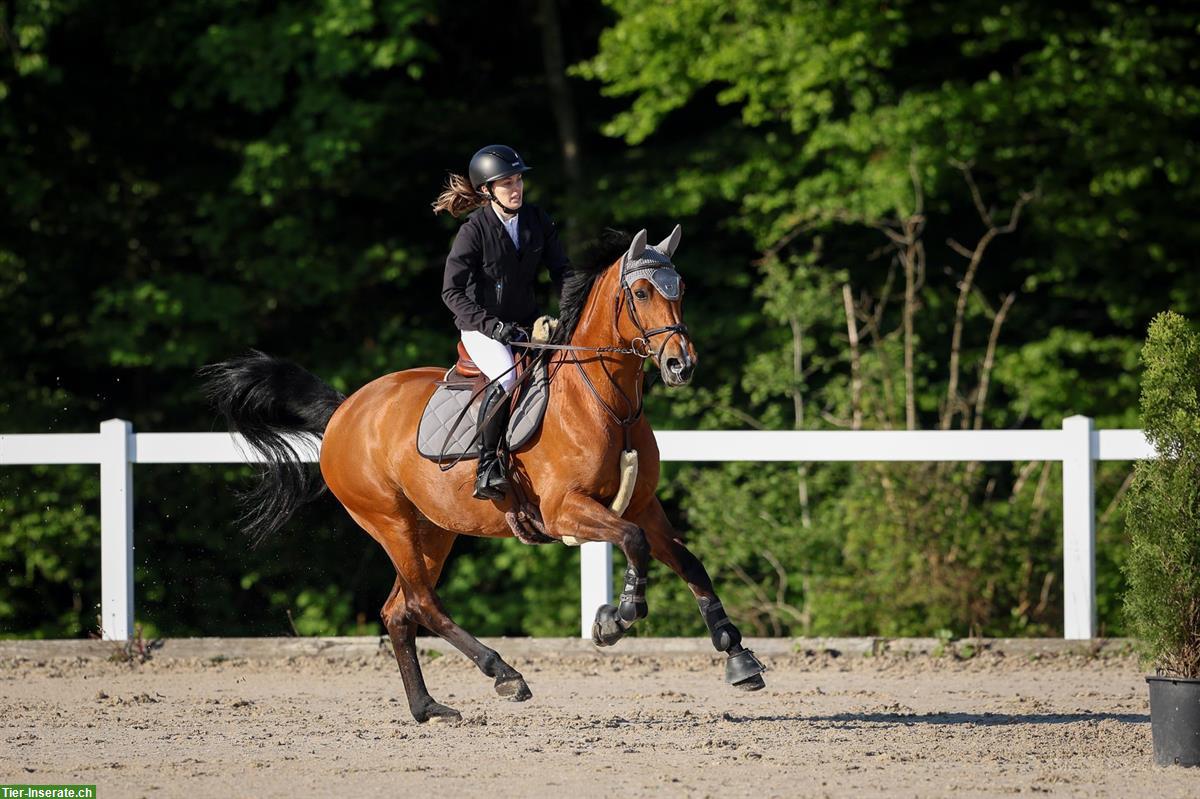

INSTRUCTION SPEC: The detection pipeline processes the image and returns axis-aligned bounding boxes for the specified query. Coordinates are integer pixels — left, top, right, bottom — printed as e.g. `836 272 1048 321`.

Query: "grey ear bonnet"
622 224 683 301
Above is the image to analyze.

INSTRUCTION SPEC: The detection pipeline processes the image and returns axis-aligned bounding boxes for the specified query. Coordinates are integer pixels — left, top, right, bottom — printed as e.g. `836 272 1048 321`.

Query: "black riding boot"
473 382 511 500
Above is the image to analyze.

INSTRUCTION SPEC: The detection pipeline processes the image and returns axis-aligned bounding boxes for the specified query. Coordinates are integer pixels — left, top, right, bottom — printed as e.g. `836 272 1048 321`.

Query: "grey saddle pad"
416 358 549 462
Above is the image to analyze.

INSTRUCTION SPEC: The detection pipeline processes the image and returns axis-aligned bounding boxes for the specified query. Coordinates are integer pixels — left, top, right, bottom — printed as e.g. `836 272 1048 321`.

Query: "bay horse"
201 226 766 722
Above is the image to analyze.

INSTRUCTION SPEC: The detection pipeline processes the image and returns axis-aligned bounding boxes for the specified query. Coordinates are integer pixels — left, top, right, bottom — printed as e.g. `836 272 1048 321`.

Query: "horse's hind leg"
401 568 533 704
359 509 533 707
631 498 767 691
351 510 461 722
380 575 460 722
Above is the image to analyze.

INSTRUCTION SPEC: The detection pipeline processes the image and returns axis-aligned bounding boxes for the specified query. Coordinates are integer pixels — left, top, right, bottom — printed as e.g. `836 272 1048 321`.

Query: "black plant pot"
1146 675 1200 767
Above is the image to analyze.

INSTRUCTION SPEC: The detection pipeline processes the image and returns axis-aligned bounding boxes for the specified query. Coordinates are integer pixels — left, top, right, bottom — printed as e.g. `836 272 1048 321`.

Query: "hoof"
413 700 462 723
495 675 533 702
725 648 767 689
733 673 766 692
591 604 628 647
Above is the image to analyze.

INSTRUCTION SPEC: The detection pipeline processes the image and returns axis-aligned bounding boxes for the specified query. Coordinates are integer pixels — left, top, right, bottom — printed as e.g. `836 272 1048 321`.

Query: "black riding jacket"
441 203 570 335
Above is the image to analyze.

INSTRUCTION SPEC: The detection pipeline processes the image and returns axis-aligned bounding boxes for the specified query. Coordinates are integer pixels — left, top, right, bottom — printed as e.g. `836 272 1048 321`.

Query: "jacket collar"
480 202 520 227
479 203 527 254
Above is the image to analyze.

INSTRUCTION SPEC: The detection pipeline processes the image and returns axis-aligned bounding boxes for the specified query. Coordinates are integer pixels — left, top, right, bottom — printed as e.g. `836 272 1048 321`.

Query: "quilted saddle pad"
416 357 549 462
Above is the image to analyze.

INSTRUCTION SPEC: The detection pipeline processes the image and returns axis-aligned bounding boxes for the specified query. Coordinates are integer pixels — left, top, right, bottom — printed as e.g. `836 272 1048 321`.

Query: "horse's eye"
634 289 648 300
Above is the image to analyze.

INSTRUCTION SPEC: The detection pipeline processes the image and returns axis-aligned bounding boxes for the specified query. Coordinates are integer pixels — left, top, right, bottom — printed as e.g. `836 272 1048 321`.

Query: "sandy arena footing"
0 638 1194 798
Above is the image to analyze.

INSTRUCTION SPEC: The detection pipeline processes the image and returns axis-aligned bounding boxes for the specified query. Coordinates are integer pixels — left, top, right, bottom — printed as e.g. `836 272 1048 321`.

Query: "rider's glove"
491 319 517 344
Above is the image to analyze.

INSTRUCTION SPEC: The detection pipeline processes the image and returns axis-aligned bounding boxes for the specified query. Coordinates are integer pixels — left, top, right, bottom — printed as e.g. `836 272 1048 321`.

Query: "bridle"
561 247 690 450
511 245 689 357
614 275 689 362
500 234 691 453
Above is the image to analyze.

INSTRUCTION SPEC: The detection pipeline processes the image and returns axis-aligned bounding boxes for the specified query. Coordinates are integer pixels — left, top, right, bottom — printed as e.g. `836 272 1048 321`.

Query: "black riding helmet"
468 145 531 190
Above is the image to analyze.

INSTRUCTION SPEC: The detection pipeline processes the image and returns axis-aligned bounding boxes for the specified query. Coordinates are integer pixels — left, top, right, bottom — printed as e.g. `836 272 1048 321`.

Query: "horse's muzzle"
663 353 695 386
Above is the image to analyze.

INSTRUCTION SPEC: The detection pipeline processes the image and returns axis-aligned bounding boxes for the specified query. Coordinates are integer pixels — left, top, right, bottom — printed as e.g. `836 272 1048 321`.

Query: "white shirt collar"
492 205 520 248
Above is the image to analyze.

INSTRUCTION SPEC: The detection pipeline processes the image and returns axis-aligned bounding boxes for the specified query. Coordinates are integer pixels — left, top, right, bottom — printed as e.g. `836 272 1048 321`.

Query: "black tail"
199 350 346 546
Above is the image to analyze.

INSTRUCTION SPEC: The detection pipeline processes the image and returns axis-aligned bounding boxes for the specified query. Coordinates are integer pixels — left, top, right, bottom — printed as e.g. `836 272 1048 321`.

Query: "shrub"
1122 311 1200 678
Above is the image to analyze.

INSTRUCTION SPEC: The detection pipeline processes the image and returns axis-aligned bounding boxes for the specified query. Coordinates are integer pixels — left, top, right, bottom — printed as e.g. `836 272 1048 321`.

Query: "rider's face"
488 174 524 212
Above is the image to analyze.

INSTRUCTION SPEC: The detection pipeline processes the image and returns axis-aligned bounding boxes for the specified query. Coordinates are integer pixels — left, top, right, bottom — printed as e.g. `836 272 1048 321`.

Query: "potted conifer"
1123 310 1200 767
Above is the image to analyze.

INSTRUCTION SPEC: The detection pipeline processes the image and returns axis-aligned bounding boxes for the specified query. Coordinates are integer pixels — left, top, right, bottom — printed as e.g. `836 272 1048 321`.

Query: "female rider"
433 145 570 501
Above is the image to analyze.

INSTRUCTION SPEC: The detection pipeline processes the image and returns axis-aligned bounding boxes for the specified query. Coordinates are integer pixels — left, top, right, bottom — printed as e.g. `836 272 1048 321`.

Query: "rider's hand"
491 320 517 344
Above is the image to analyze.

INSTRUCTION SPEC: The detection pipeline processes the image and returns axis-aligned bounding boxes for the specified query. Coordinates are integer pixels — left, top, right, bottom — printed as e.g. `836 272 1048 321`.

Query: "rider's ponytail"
432 172 490 217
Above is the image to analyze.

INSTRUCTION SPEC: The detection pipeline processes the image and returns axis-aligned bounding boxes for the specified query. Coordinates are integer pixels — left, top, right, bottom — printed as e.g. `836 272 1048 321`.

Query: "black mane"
554 228 632 344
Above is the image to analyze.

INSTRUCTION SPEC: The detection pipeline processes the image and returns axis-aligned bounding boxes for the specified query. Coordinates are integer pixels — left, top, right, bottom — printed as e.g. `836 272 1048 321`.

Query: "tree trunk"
842 283 863 430
790 316 812 528
903 235 918 430
535 0 584 252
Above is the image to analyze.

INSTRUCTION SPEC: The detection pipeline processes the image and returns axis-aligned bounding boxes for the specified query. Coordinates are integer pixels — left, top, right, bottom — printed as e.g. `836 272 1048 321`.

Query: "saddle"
415 340 550 463
452 340 482 379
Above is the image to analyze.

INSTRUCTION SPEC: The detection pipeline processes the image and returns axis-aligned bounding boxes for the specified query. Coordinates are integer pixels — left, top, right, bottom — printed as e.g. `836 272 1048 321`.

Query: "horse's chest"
525 436 622 501
574 453 622 496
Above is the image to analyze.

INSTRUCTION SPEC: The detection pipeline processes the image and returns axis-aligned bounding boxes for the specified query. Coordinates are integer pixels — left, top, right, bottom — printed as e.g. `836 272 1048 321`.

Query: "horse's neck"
552 268 643 427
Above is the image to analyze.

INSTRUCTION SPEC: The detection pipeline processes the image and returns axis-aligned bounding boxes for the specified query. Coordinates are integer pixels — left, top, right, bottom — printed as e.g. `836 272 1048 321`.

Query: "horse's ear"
626 229 647 262
656 224 681 259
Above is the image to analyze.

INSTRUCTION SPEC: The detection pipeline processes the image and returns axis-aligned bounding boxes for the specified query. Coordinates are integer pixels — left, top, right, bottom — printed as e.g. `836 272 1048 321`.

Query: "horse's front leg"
629 498 767 691
556 492 649 646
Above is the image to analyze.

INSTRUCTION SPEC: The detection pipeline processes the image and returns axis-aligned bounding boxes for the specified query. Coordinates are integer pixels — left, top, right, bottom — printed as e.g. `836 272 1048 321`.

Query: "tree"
578 0 1190 635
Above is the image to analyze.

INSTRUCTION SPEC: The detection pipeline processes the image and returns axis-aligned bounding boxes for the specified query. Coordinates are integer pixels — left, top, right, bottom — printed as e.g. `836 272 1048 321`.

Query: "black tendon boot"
473 382 511 500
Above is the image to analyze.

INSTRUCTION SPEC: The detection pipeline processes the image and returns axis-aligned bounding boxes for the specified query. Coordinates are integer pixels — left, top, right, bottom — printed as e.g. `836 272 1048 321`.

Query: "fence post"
100 418 134 641
1062 414 1096 639
580 541 612 639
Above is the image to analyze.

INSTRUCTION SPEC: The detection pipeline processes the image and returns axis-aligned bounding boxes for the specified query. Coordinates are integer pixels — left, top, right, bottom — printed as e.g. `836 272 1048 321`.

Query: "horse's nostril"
664 357 694 384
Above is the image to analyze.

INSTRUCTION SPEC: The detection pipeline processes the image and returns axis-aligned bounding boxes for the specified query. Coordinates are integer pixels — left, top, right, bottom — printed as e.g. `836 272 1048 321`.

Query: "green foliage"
0 0 580 638
2 1 1197 640
1137 312 1200 460
993 330 1142 429
1122 312 1200 677
572 0 1200 638
579 0 1200 323
0 467 98 638
842 460 1070 636
436 538 580 637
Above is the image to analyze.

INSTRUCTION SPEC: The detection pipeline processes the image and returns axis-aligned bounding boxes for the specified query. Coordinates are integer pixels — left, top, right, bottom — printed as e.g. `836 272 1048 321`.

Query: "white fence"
0 416 1154 641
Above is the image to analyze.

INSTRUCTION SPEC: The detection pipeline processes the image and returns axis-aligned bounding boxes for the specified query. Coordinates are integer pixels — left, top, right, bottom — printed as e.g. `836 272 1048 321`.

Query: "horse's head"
616 226 697 387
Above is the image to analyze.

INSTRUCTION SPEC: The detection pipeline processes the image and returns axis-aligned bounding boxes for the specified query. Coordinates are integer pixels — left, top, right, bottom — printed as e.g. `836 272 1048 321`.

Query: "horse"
201 225 767 723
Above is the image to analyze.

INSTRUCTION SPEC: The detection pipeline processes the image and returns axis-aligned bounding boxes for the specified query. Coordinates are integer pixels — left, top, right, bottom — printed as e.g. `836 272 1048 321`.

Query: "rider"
433 145 570 501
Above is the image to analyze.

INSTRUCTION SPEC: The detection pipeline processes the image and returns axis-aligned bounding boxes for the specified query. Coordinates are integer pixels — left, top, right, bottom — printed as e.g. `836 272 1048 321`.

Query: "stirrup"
473 454 508 500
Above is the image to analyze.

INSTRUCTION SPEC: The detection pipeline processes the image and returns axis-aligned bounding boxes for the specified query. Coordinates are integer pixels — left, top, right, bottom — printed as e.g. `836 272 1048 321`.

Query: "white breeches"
460 329 517 391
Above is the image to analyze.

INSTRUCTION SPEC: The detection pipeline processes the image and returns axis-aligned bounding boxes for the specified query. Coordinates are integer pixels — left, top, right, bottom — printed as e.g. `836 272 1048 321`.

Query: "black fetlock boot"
473 382 511 500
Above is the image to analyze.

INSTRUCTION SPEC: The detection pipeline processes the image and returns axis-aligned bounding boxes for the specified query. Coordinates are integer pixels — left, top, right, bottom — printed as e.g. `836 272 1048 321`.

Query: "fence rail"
0 416 1154 641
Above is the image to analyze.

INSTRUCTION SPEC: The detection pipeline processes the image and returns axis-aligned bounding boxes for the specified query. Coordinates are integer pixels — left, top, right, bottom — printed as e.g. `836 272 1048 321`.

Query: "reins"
514 331 649 452
516 264 688 451
507 339 647 357
435 347 544 472
436 255 688 469
568 348 644 451
536 270 689 451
